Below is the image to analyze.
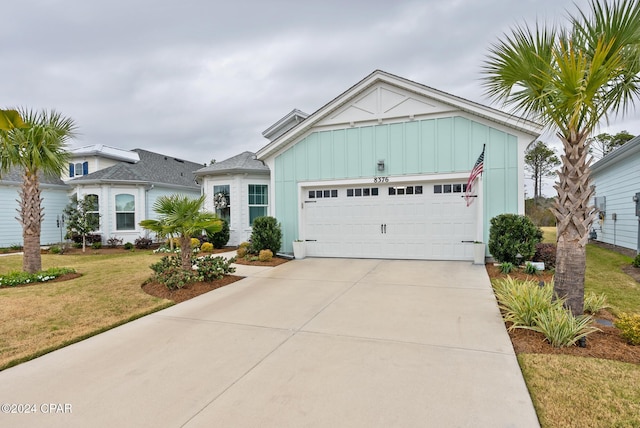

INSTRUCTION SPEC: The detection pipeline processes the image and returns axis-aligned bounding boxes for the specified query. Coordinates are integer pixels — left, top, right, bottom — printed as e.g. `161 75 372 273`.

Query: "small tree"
587 131 635 160
524 141 560 201
140 195 222 270
250 216 282 255
64 194 100 252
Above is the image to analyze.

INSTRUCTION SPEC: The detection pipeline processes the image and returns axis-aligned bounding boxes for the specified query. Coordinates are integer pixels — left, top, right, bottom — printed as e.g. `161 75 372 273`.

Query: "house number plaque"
373 176 389 183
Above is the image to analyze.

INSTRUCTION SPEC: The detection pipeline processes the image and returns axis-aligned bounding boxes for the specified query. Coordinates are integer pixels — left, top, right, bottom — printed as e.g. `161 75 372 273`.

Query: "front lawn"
503 232 640 428
0 252 172 370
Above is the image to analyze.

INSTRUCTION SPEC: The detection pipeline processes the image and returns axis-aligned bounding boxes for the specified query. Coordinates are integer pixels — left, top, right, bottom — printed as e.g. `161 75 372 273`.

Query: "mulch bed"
485 263 640 364
141 256 290 303
142 275 246 303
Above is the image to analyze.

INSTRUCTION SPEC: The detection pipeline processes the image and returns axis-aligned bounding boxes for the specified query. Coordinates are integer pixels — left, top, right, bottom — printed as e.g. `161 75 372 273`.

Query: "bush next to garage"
488 214 543 264
250 216 282 255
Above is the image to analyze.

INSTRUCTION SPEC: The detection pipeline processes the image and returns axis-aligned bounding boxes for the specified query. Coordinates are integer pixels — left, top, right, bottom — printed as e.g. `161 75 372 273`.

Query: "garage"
256 71 541 259
301 179 477 260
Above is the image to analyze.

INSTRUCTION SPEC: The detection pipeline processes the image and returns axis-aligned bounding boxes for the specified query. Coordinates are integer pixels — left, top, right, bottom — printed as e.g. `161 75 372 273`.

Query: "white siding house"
591 135 640 254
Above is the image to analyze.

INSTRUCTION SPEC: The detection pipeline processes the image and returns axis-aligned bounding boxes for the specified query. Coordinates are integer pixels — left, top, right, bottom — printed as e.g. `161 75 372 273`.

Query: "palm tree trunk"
551 132 597 315
179 235 192 271
19 172 43 273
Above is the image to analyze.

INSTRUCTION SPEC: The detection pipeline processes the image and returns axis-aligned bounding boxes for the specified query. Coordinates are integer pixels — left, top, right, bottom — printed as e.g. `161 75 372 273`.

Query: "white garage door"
302 181 476 260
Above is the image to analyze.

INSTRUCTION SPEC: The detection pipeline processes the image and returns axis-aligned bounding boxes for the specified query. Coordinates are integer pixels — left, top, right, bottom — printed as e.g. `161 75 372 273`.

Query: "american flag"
465 145 485 207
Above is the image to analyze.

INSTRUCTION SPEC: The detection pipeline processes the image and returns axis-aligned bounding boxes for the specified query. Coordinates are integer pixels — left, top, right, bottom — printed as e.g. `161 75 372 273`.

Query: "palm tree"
482 0 640 315
0 109 77 273
0 109 25 130
140 195 222 270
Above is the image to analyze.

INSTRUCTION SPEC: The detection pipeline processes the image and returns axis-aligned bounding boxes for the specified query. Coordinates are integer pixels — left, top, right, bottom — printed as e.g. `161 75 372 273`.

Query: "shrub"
207 219 230 248
499 262 515 274
190 237 201 249
135 237 153 249
250 216 282 254
633 254 640 268
525 306 600 348
583 292 610 314
49 245 62 254
73 242 83 249
91 242 102 250
239 241 251 249
237 246 248 258
155 266 200 290
524 262 539 275
9 243 23 250
0 267 76 287
106 237 123 248
193 255 236 281
259 249 273 262
488 214 543 264
69 233 102 244
493 277 555 328
533 243 557 269
615 313 640 345
123 242 134 250
201 242 214 252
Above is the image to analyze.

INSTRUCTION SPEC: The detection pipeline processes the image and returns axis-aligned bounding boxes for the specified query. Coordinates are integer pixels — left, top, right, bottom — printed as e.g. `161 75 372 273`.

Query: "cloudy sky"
3 0 638 195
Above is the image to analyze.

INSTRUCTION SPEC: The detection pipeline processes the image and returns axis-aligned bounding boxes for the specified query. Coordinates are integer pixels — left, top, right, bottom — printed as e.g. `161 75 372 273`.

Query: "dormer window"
69 161 89 178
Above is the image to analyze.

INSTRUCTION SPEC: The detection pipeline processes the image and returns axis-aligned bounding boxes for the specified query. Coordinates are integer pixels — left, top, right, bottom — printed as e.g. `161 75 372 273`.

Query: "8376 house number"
373 176 389 183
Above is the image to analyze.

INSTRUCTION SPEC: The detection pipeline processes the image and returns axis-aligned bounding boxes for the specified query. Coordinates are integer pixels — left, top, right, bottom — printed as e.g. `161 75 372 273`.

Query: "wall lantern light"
633 194 639 203
377 160 385 172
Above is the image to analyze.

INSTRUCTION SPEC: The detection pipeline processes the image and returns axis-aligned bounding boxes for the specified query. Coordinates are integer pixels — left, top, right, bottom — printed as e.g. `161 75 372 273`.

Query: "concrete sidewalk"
0 258 539 427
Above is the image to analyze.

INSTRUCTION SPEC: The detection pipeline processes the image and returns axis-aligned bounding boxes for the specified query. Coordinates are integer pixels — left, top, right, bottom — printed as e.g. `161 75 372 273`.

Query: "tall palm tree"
0 109 77 273
140 195 222 270
482 0 640 315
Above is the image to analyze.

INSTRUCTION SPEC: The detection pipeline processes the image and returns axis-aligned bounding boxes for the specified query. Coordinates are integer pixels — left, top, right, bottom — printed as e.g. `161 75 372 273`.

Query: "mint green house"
256 70 541 261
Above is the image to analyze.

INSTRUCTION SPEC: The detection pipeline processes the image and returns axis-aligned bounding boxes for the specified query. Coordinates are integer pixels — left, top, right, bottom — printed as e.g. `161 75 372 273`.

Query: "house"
194 151 270 246
254 70 541 260
591 135 640 254
0 168 70 248
64 145 203 245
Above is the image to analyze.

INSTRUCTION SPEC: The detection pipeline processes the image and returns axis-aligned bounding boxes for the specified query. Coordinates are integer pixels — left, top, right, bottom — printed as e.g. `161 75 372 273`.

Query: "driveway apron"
0 258 539 427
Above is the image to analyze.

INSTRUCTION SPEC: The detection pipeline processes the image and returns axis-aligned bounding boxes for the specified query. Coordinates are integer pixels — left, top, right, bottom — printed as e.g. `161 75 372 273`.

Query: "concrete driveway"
0 258 539 427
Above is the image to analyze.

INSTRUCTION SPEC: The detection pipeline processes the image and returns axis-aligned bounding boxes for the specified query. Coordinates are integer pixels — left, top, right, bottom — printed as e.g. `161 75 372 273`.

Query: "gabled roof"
70 144 140 163
71 149 202 189
257 69 542 160
194 151 269 176
591 135 640 173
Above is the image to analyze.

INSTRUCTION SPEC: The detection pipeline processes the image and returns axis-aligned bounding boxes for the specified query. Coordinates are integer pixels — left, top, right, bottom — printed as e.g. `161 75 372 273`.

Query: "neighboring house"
0 168 70 248
591 135 640 254
256 70 541 260
195 151 270 246
66 145 203 245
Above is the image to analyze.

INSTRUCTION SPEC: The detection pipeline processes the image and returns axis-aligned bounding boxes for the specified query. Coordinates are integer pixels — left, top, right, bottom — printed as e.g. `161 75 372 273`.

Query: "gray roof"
71 149 203 189
194 151 269 176
0 166 67 186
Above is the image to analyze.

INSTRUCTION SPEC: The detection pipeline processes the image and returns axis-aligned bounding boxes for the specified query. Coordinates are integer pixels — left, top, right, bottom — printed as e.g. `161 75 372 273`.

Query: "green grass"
513 229 640 427
585 245 640 315
540 226 556 243
520 354 640 428
0 252 173 370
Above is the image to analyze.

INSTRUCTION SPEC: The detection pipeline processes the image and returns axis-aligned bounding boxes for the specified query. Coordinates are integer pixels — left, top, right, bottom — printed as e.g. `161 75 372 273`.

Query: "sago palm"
482 0 640 315
141 195 221 270
0 109 77 273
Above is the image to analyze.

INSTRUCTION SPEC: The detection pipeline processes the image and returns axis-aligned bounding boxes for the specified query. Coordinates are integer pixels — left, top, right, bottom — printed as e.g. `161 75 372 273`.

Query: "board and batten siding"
592 149 640 251
274 116 520 253
0 184 70 248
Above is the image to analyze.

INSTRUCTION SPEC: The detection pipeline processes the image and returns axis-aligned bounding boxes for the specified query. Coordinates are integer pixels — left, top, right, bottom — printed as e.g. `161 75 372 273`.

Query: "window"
86 194 99 229
69 161 88 178
115 194 135 230
389 185 423 196
213 185 230 224
346 188 378 197
248 184 268 225
434 183 466 194
308 189 338 198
